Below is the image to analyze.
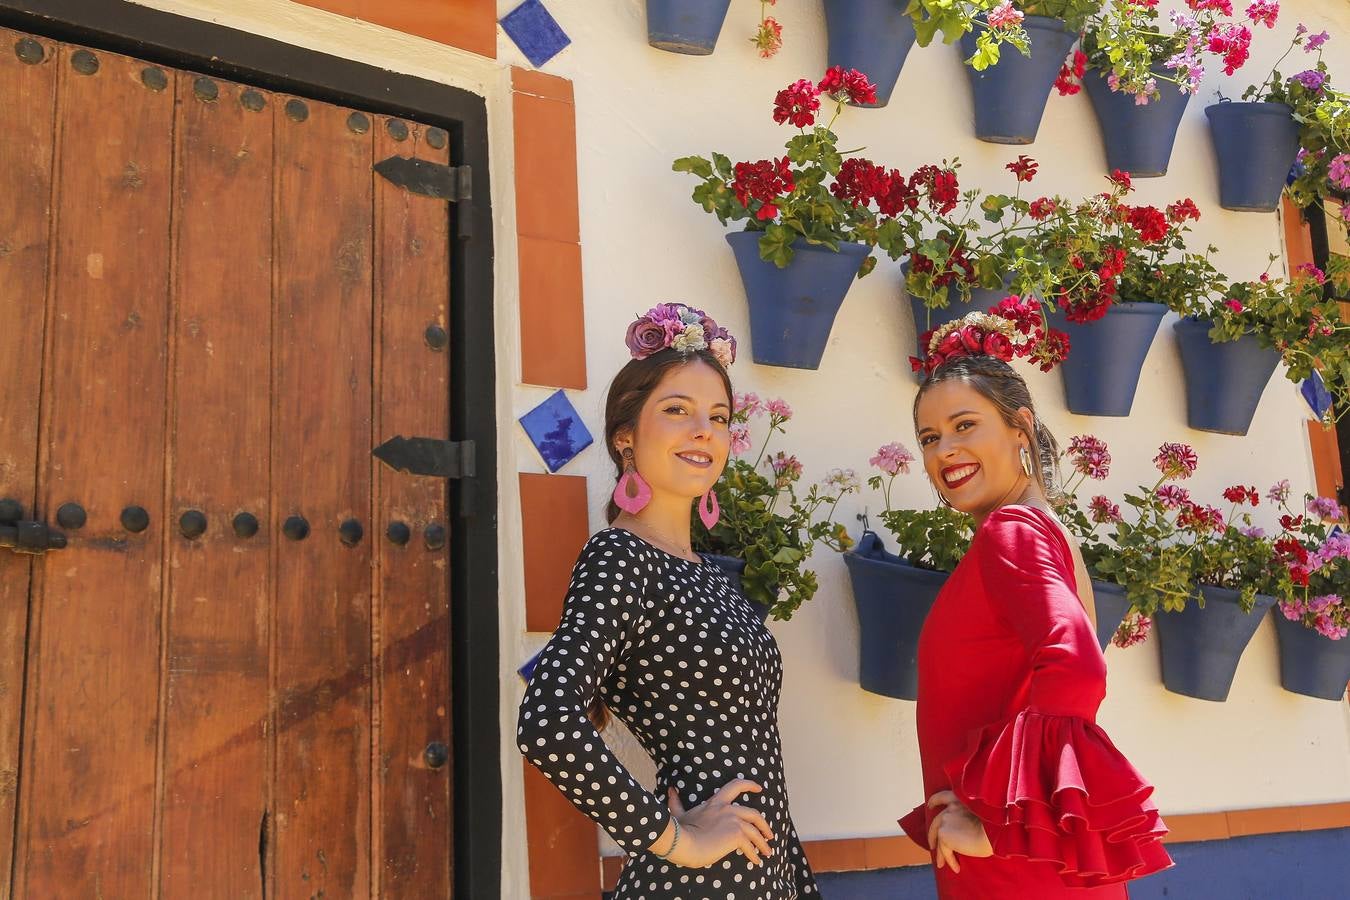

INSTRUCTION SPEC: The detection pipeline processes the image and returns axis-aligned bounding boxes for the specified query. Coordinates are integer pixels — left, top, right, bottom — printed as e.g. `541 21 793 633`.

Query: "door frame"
0 2 501 896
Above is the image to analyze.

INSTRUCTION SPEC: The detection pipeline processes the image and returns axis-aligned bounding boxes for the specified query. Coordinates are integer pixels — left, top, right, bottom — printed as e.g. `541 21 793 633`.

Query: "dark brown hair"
912 354 1062 501
587 347 734 730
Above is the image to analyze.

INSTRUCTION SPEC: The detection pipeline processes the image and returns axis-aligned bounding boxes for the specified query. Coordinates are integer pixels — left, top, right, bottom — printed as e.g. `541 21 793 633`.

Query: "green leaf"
672 155 713 179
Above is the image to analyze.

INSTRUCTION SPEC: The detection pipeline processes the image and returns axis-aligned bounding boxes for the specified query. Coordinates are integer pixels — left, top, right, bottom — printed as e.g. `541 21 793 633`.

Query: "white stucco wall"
130 0 1350 894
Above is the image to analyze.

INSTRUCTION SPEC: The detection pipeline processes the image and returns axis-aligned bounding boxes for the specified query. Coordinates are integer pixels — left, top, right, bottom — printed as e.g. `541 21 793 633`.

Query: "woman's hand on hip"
926 790 993 874
659 779 775 869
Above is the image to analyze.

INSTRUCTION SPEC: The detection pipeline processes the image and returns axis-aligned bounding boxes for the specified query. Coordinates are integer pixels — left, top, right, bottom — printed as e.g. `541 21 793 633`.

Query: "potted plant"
823 0 918 108
752 0 784 58
1154 483 1278 701
1269 485 1350 700
1055 434 1133 648
1212 24 1344 212
949 1 1092 143
1168 257 1350 434
1044 175 1213 415
843 442 974 700
675 68 961 368
1077 0 1265 176
694 393 857 621
646 0 733 55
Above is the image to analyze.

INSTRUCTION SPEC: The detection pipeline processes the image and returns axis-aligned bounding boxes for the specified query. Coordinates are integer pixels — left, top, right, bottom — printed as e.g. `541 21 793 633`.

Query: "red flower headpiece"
910 299 1074 376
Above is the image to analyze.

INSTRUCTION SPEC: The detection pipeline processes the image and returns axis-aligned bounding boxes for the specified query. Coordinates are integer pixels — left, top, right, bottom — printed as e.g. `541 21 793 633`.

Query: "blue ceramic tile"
518 647 545 683
1301 371 1332 420
500 0 571 68
519 389 593 472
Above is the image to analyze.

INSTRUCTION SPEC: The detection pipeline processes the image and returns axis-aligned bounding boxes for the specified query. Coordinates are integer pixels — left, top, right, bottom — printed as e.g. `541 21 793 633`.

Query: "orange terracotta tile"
518 236 587 390
802 837 868 873
1226 805 1304 838
863 835 931 869
1298 802 1350 832
520 473 591 632
513 66 575 103
601 855 624 891
1281 196 1315 271
1162 811 1230 844
522 760 603 897
295 0 497 58
513 89 580 243
1307 420 1345 508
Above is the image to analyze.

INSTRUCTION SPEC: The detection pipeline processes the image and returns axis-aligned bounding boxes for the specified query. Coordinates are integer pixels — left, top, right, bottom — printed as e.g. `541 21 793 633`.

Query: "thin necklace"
619 518 695 560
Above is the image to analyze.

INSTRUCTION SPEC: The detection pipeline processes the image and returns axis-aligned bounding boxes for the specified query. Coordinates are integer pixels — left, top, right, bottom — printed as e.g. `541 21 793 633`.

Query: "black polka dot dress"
518 528 819 899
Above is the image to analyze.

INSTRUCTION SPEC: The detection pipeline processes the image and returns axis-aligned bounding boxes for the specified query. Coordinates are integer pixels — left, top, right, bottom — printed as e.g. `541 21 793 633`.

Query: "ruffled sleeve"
937 507 1173 885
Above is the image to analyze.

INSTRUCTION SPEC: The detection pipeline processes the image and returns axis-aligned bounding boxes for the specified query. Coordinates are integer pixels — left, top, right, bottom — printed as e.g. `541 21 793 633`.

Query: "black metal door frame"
0 2 501 896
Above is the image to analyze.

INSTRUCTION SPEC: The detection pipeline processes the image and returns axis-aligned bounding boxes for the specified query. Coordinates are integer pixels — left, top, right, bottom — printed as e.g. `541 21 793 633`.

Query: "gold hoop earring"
1019 445 1035 479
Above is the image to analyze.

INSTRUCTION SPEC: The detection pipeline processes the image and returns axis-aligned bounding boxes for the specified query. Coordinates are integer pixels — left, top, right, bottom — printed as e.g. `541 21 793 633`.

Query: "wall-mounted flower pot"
823 0 917 108
1206 101 1300 212
1084 68 1191 177
959 16 1077 144
1272 611 1350 701
1047 301 1167 416
702 553 772 622
727 231 869 369
1092 580 1132 651
646 0 732 55
842 531 946 700
1173 317 1281 435
1155 586 1274 701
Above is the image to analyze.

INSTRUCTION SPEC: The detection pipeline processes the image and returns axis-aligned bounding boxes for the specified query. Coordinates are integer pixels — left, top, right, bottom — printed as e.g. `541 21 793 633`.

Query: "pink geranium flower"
870 442 915 476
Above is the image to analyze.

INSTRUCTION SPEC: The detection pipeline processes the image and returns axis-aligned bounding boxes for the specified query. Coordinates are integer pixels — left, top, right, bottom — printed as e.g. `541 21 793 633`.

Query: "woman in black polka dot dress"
517 304 819 898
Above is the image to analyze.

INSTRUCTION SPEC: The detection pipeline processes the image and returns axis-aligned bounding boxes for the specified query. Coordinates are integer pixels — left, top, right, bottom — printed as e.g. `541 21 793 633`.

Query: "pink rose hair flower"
870 442 915 477
624 303 737 366
1153 442 1199 480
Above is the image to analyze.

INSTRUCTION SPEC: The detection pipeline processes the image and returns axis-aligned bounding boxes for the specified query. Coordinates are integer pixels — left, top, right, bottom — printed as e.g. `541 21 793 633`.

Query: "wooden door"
0 29 453 899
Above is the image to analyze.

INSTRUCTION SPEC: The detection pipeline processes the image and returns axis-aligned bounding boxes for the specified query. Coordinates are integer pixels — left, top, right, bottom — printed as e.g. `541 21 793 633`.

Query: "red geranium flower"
1054 50 1088 96
1028 197 1058 220
1108 169 1133 192
818 66 878 106
1126 205 1170 243
1028 327 1071 372
1006 155 1038 182
772 79 820 128
1166 198 1201 223
732 157 795 219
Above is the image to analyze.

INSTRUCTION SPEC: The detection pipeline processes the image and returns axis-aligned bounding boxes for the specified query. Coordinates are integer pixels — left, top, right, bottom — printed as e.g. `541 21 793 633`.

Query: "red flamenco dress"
899 505 1173 898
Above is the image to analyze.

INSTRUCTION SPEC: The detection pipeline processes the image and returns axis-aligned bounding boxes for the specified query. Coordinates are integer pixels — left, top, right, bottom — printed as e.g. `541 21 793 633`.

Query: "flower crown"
625 303 737 368
909 311 1023 377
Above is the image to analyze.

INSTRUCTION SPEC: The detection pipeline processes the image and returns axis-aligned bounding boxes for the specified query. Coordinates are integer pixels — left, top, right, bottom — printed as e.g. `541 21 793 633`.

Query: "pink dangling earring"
699 488 720 530
612 447 652 514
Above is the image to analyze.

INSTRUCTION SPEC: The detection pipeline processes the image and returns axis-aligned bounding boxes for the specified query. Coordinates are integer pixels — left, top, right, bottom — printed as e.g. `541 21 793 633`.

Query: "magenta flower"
1291 69 1327 93
1153 442 1198 480
729 423 752 457
870 442 914 476
1267 479 1291 503
1067 435 1112 480
987 0 1024 30
1307 496 1344 522
734 392 764 418
1244 0 1279 29
1088 495 1123 524
765 398 793 421
1112 612 1153 649
1306 30 1330 51
1157 485 1192 510
768 451 802 486
1328 154 1350 191
1238 525 1267 539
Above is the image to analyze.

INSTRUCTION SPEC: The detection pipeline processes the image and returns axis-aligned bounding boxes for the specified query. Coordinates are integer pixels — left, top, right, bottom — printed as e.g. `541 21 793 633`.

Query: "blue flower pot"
843 531 947 700
959 16 1077 144
1273 611 1350 701
646 0 732 55
1047 301 1167 416
1206 101 1300 212
727 231 869 369
1156 586 1274 701
1084 68 1191 177
1173 318 1281 435
702 553 772 622
824 0 918 108
1092 580 1132 651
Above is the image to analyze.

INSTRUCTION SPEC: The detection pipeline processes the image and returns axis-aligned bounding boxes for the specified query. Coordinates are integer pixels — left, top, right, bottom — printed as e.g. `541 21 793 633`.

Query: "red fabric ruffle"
940 709 1173 887
899 803 930 850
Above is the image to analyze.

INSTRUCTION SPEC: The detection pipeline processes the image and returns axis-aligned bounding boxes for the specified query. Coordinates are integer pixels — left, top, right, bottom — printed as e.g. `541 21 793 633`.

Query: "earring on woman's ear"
613 447 652 514
1019 445 1035 479
698 489 720 529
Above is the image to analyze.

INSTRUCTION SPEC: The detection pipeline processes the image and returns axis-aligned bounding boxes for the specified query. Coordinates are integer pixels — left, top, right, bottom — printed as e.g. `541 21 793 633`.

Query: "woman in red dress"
899 313 1174 898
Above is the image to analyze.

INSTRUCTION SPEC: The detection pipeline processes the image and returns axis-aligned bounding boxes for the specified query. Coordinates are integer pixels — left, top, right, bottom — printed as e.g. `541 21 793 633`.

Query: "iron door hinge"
0 500 68 556
374 156 471 203
373 436 476 480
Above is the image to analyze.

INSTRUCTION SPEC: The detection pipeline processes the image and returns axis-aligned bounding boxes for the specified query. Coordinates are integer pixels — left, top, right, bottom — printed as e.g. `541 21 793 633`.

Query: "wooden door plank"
372 118 453 895
156 75 274 900
0 27 57 900
17 42 174 899
271 94 374 900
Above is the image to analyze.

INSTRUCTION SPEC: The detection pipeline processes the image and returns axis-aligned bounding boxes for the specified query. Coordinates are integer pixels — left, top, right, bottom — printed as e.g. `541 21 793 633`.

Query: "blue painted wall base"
815 828 1350 899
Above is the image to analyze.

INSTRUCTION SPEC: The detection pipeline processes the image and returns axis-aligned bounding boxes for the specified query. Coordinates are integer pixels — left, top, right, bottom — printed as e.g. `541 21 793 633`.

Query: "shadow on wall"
813 827 1350 899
